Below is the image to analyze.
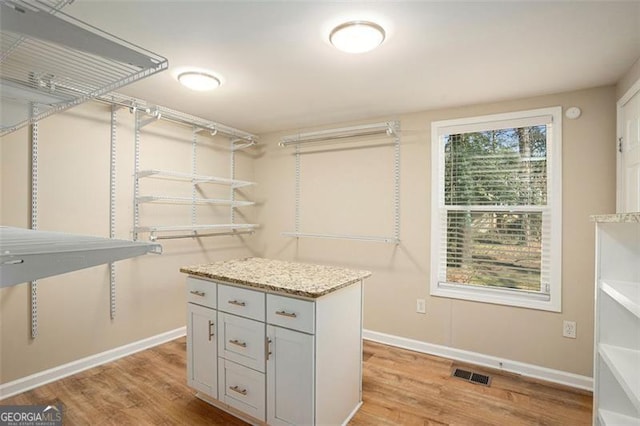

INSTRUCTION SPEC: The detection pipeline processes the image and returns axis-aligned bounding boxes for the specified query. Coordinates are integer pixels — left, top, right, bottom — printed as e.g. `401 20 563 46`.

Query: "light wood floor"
1 337 592 425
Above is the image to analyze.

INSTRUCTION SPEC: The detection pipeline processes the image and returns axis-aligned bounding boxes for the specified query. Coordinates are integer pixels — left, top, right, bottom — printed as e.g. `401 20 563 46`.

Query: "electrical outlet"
563 320 577 339
416 298 426 314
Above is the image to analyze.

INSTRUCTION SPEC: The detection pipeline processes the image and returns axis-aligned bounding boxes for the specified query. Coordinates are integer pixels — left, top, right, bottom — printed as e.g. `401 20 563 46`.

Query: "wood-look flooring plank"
1 338 592 425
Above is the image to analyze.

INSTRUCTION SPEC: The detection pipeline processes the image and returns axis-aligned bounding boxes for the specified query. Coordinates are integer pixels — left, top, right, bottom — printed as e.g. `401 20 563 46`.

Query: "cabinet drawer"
219 312 266 372
186 277 216 309
219 359 265 422
267 294 315 334
218 284 265 321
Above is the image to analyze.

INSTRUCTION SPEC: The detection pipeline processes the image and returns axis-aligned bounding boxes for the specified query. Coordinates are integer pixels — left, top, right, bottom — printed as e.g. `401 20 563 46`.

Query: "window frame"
430 107 562 312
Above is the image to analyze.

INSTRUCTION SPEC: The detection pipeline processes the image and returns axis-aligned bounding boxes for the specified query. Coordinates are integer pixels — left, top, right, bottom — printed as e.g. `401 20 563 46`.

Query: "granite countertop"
180 257 371 298
591 212 640 223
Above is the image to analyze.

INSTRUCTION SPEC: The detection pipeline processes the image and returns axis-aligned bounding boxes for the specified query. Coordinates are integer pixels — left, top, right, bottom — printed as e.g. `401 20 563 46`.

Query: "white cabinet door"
187 303 217 398
267 325 314 426
619 85 640 212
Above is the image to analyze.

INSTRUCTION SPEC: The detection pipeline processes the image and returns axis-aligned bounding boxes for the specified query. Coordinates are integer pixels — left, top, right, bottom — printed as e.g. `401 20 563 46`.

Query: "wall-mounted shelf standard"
0 0 168 136
136 169 255 189
280 121 401 245
592 214 640 425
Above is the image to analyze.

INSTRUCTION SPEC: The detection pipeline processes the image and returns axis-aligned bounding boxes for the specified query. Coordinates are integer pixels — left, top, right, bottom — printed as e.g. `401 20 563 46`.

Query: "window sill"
431 282 561 312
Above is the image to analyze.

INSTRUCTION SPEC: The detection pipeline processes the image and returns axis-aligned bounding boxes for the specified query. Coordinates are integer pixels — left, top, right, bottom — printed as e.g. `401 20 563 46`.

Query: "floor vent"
451 368 491 386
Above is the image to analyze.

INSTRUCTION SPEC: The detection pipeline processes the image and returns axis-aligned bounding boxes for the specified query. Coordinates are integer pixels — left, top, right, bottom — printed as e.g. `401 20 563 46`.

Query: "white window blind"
431 107 562 312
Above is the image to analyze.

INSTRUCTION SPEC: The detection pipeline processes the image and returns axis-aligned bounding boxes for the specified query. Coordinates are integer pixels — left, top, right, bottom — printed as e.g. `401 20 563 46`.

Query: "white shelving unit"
131 106 258 241
280 121 401 244
593 214 640 425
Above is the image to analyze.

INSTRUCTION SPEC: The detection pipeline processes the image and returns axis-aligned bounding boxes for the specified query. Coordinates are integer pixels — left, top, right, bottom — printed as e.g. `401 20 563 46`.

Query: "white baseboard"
0 327 186 400
363 329 593 391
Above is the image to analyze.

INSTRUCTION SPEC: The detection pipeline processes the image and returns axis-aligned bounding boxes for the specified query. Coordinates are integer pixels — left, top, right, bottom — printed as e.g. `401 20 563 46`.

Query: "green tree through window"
443 126 547 291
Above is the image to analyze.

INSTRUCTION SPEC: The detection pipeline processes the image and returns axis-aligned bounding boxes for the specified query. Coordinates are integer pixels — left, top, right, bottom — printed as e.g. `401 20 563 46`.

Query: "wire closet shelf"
126 98 260 242
0 0 168 136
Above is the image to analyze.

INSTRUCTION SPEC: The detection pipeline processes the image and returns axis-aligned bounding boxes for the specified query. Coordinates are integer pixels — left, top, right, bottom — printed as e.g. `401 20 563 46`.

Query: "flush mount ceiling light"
177 71 221 91
329 21 385 54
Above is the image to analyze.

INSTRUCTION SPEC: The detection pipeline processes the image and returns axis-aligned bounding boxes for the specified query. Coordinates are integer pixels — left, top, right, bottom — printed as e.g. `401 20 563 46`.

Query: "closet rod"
99 94 258 143
152 230 254 241
282 231 399 244
280 121 399 147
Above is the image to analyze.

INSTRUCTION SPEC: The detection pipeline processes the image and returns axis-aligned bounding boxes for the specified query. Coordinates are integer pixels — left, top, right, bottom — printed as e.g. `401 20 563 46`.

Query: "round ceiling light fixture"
329 20 386 54
177 71 221 91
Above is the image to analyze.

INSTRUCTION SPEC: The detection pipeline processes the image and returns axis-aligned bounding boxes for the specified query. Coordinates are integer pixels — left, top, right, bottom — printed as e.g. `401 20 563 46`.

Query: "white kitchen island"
180 257 371 426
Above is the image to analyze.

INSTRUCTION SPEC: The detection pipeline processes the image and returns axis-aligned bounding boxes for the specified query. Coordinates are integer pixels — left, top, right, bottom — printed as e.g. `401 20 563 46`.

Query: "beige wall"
254 85 617 377
617 56 640 100
0 84 617 385
0 102 256 383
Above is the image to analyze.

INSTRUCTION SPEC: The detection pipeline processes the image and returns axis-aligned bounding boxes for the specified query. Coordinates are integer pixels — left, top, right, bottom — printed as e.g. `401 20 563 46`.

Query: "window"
430 107 562 311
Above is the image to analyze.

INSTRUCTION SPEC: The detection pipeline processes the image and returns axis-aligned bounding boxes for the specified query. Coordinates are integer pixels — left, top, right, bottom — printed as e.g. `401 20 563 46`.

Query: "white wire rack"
136 195 254 207
136 169 255 189
0 226 161 288
0 0 168 136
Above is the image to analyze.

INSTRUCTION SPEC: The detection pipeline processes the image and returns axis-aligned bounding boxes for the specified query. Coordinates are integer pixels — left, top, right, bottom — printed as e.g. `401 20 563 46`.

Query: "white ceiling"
69 1 640 135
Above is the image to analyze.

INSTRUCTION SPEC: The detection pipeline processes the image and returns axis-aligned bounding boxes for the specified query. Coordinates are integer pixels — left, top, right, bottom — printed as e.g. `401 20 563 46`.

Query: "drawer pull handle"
208 320 214 341
190 290 205 297
276 310 297 318
266 337 272 361
229 339 247 348
228 299 246 307
229 385 247 396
